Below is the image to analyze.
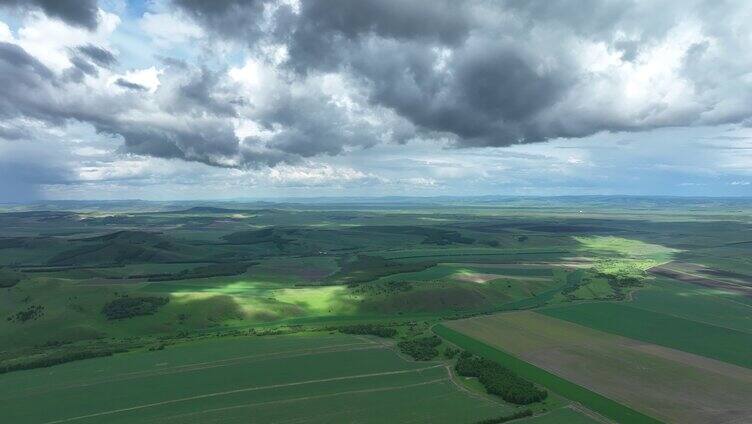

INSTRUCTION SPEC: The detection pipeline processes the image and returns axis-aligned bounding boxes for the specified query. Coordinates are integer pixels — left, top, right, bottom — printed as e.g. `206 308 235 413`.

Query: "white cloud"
263 163 374 187
114 66 163 92
139 12 204 47
14 10 120 72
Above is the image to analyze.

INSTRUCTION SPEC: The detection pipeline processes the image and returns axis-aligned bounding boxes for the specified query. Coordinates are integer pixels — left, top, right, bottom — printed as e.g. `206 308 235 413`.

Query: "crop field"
443 311 752 424
540 302 752 368
628 276 752 332
0 333 509 424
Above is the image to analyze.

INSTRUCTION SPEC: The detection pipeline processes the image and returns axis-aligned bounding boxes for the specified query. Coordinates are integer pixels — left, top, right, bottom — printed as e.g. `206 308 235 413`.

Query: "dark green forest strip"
540 302 752 369
433 324 661 424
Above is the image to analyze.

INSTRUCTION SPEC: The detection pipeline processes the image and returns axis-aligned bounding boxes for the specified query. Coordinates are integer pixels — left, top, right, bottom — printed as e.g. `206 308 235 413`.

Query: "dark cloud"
2 0 752 183
0 0 99 29
171 67 238 117
77 44 116 67
62 45 116 82
170 0 752 151
169 0 581 147
172 0 266 42
0 42 59 122
114 78 147 91
68 56 97 77
0 42 248 168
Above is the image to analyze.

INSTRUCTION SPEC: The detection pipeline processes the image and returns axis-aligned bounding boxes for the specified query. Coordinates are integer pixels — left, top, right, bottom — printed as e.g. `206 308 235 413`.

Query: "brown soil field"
649 263 752 297
446 311 752 424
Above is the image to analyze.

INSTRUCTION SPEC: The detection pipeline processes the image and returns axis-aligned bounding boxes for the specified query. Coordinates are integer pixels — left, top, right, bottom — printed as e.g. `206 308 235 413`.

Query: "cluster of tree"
101 296 169 320
336 324 397 338
444 346 459 359
146 262 255 281
384 280 414 292
0 348 126 375
398 335 442 360
455 352 547 405
473 409 533 424
7 304 44 323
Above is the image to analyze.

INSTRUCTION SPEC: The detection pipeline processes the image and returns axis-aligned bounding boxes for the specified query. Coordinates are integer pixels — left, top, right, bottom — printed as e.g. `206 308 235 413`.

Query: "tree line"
455 351 547 404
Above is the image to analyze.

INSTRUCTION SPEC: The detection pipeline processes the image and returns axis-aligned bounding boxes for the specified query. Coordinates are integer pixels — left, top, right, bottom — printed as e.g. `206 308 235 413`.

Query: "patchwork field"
444 311 752 424
540 302 752 368
0 333 508 424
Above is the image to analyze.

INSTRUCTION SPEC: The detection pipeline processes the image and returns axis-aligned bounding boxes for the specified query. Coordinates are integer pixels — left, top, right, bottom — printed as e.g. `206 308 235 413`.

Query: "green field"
0 333 508 424
540 301 752 368
630 277 752 333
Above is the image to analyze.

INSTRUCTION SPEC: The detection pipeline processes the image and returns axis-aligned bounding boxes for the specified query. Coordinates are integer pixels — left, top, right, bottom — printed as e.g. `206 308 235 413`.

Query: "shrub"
0 348 126 375
337 324 397 338
102 296 169 320
7 305 44 322
474 409 533 424
444 346 459 359
398 335 442 360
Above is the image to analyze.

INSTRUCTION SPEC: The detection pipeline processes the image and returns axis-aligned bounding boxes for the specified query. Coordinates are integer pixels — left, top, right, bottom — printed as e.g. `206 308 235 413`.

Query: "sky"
0 0 751 201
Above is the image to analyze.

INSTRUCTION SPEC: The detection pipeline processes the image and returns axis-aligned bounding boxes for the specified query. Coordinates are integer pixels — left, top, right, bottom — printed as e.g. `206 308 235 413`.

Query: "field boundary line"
16 341 379 397
43 364 444 424
160 377 450 422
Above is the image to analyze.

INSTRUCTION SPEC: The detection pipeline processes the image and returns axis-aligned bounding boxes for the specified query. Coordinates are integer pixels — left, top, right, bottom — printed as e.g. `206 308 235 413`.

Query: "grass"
541 302 752 368
522 407 601 423
434 323 660 424
574 236 677 280
0 333 506 424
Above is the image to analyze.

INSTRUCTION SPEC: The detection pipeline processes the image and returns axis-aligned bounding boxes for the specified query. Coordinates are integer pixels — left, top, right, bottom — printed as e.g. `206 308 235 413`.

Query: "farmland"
2 196 752 422
540 302 752 368
0 333 508 424
443 311 752 424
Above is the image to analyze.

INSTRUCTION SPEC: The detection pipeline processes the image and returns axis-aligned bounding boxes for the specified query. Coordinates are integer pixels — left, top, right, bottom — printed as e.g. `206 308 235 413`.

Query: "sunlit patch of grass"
575 236 679 280
451 269 499 283
574 236 678 263
273 286 360 314
168 280 359 321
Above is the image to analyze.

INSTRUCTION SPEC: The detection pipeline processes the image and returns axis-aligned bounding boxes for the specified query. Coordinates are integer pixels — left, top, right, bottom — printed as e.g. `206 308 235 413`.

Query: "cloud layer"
0 0 751 200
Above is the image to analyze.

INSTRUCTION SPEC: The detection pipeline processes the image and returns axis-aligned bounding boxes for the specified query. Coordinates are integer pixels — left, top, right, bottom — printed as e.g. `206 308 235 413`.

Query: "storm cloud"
0 0 99 29
0 0 751 200
168 0 752 149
